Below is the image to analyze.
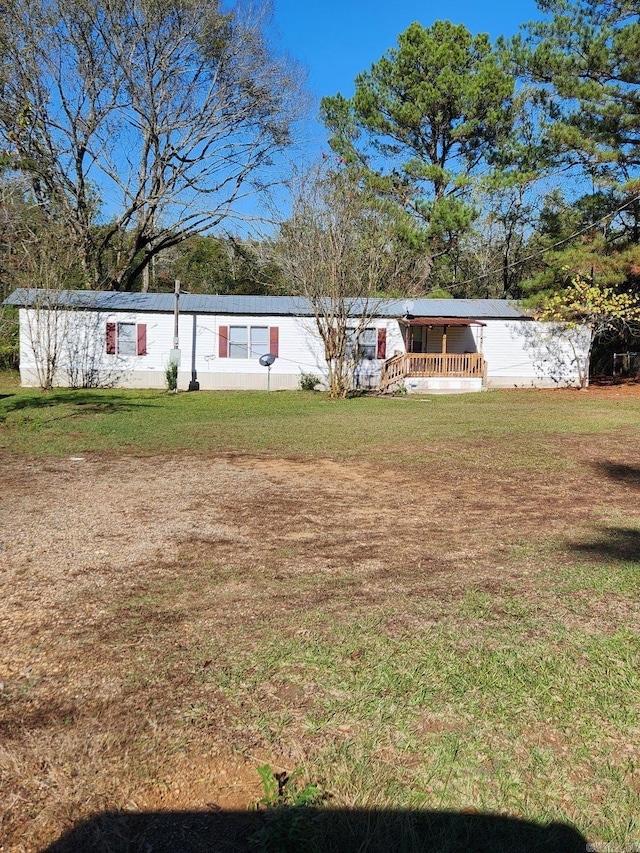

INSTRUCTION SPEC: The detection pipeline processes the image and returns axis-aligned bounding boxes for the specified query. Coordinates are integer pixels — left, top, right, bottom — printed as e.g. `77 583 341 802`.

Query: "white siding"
481 320 590 388
18 309 399 390
18 308 590 391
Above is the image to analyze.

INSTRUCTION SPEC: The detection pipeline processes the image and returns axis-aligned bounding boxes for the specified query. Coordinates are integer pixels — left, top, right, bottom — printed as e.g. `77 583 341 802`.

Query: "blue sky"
271 0 543 150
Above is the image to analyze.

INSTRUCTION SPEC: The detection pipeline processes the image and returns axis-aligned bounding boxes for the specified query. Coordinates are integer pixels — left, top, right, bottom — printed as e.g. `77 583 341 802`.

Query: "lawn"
1 375 639 851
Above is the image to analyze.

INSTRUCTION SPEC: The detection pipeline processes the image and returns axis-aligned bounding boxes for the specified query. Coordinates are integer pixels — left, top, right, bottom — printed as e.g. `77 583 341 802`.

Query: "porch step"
404 376 484 394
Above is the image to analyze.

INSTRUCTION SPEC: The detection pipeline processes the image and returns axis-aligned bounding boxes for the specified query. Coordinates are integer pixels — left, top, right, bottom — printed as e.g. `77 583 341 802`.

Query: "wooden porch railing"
379 353 406 392
380 352 486 392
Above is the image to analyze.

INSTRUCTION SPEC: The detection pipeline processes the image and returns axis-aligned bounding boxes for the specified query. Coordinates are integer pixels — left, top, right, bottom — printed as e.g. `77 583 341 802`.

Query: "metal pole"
189 313 200 391
173 279 180 349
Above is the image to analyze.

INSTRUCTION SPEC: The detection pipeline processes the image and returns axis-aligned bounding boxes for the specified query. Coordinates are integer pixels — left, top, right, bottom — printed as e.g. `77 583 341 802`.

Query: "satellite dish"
259 352 276 391
403 300 415 315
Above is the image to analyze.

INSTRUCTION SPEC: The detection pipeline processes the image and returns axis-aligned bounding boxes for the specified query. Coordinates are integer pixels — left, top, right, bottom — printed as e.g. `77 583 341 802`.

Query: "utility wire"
437 191 640 294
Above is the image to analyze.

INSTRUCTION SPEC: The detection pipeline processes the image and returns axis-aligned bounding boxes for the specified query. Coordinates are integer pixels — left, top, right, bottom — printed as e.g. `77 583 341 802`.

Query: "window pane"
250 327 269 358
360 327 376 359
118 323 136 355
229 326 248 358
346 327 357 357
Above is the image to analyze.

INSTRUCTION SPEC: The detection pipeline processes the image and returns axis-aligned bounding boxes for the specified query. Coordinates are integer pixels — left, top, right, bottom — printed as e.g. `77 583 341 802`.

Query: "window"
347 327 377 360
117 323 137 355
228 326 248 358
219 325 279 359
250 326 269 358
106 322 147 356
227 326 269 358
359 327 376 360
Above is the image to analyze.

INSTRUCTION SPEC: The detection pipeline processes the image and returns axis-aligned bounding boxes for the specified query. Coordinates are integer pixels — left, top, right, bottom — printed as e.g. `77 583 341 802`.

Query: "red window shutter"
137 324 147 356
106 322 116 354
377 327 387 359
269 326 279 357
219 325 229 358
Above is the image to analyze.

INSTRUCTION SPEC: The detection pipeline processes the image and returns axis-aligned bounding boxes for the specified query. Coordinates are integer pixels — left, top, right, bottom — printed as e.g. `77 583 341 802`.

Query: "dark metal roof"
405 298 529 319
4 289 532 320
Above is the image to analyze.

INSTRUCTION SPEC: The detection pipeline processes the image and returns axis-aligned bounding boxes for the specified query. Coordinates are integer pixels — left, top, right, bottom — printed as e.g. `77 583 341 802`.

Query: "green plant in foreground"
256 764 322 809
252 764 324 851
165 361 178 391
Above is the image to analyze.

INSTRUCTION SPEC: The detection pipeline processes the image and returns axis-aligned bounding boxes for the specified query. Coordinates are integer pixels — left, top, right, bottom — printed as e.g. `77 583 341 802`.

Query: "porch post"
405 323 412 353
442 325 447 355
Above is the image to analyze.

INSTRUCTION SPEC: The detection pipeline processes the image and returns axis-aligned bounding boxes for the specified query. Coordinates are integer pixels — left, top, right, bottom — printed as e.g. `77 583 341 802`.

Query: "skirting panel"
405 377 483 394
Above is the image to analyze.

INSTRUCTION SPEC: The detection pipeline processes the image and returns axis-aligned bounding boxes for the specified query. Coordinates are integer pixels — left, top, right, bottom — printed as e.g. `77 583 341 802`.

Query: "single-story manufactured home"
5 289 591 392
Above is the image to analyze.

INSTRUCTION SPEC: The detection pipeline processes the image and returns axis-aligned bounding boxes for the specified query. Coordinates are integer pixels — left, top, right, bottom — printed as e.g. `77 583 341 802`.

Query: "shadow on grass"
0 390 157 419
42 808 587 852
570 526 640 563
592 460 640 490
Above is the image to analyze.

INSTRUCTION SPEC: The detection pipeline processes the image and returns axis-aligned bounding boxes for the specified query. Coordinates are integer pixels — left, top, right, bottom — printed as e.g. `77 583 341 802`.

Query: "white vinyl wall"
18 309 400 391
18 308 590 390
481 320 590 388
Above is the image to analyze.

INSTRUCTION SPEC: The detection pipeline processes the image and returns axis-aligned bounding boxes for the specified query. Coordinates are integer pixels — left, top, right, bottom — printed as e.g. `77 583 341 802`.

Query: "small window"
224 326 274 359
347 327 377 360
250 326 269 358
117 323 137 356
106 322 147 356
228 326 248 358
359 328 376 360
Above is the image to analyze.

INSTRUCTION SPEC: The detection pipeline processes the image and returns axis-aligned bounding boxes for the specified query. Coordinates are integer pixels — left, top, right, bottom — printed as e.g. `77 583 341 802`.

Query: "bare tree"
459 176 538 300
11 229 126 388
0 0 307 291
270 162 428 398
16 235 79 390
0 171 31 366
0 171 38 297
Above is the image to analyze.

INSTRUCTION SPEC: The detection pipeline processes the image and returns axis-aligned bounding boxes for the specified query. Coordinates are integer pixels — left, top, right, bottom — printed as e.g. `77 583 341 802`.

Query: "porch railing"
380 352 486 392
379 353 406 391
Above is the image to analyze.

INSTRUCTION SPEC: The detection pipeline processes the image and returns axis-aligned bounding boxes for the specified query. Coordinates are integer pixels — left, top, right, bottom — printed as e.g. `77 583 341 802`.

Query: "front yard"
0 378 639 850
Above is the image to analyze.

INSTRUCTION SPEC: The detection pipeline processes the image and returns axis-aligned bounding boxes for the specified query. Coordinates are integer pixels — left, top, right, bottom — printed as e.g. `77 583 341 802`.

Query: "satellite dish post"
259 352 276 391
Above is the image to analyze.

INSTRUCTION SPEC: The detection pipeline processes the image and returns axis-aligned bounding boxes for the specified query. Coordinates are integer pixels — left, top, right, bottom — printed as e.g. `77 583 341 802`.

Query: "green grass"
107 521 638 846
1 375 639 461
131 556 640 846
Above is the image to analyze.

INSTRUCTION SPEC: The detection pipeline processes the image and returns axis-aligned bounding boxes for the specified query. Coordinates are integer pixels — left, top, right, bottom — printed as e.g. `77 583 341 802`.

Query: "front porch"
380 318 487 393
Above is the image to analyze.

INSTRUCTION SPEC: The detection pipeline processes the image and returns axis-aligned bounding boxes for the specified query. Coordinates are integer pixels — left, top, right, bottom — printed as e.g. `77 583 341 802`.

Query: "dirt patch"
1 435 640 850
502 380 640 401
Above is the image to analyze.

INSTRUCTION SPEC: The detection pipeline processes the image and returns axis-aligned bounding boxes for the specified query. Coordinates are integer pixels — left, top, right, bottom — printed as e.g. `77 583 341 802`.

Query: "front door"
409 325 427 353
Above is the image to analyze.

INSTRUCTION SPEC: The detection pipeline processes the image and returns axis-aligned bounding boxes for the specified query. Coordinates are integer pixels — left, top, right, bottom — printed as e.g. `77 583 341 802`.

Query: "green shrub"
298 372 320 391
165 361 178 391
252 765 324 851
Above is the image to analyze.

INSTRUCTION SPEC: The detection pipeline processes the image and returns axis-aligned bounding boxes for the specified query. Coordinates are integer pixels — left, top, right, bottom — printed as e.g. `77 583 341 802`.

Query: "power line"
436 192 640 294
